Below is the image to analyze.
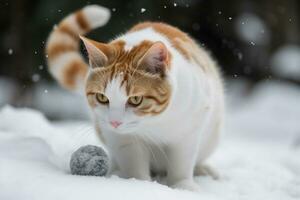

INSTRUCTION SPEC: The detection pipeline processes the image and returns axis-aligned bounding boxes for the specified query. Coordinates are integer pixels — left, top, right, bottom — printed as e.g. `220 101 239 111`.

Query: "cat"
46 5 224 192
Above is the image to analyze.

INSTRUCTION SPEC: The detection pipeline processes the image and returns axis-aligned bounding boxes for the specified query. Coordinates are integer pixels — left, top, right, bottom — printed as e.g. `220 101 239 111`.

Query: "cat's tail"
45 5 110 92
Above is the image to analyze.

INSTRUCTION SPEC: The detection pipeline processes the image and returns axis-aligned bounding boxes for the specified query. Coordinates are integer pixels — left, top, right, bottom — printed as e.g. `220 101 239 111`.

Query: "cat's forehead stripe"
104 75 127 105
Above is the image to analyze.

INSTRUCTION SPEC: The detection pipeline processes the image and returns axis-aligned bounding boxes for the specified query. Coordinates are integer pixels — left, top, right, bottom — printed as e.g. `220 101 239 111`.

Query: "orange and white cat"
46 5 224 192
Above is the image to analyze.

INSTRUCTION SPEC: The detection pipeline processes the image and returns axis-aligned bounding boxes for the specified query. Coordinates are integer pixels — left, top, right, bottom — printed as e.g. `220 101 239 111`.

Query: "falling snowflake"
112 8 116 12
8 49 13 55
140 8 146 13
44 89 48 94
39 65 44 70
237 52 243 60
229 17 232 20
173 2 177 7
32 74 40 82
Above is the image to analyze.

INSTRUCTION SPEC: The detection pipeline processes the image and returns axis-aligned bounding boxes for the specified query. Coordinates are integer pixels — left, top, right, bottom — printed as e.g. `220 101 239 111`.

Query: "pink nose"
110 121 122 128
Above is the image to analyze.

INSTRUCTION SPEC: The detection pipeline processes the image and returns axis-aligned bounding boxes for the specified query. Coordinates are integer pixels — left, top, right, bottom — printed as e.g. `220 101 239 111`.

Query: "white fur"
82 5 111 28
121 28 172 52
61 5 110 35
90 27 224 192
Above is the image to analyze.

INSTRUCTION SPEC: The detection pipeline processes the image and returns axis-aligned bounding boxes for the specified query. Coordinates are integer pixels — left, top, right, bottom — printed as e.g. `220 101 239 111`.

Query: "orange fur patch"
130 22 193 60
58 23 79 41
63 60 87 90
46 43 77 60
75 11 90 32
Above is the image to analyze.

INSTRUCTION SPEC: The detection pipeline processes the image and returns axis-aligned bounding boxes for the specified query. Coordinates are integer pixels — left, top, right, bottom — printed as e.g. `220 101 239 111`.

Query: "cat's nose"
109 120 122 128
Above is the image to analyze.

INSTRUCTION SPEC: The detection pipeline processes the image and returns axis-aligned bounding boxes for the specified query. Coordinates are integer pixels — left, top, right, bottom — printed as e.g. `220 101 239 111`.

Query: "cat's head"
81 36 172 134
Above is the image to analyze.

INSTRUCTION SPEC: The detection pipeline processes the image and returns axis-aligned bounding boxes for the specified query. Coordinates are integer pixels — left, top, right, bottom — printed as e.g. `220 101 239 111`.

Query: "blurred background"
0 0 299 131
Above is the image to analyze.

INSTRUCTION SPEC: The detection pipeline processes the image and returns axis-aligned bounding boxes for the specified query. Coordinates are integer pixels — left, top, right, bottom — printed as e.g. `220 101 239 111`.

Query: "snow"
270 45 300 79
0 80 300 200
227 79 300 144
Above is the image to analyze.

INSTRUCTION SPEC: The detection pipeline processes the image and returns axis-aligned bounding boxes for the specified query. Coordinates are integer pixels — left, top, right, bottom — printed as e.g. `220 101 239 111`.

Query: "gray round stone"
70 145 109 176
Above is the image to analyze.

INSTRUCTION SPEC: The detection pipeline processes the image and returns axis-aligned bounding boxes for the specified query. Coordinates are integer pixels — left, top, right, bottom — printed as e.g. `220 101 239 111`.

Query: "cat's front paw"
194 164 220 180
171 179 201 193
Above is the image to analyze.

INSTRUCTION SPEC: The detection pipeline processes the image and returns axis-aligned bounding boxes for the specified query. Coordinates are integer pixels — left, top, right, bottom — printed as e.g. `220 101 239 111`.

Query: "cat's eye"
96 93 109 104
128 96 143 106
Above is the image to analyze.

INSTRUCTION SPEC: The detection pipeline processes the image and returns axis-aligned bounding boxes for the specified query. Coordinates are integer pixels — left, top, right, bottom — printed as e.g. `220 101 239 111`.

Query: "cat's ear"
80 36 112 68
138 42 169 76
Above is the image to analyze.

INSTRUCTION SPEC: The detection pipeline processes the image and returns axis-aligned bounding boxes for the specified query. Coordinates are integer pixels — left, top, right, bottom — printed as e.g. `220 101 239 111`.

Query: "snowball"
70 145 109 176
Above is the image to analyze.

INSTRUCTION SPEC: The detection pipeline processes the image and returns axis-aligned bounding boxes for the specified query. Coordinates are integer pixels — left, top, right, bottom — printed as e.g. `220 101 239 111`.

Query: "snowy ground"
0 80 300 200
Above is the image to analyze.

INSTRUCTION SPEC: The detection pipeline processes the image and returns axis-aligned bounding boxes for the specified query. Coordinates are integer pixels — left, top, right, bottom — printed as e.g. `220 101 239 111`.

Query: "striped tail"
45 5 110 92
